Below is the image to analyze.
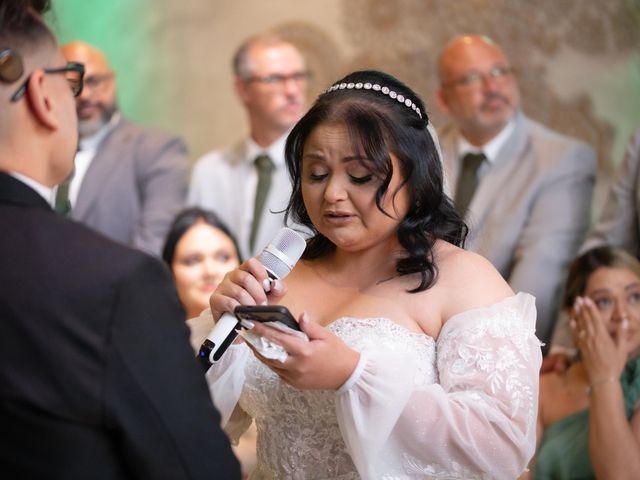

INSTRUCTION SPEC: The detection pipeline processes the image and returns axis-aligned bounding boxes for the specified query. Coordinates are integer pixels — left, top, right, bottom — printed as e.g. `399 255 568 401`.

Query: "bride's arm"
335 293 541 480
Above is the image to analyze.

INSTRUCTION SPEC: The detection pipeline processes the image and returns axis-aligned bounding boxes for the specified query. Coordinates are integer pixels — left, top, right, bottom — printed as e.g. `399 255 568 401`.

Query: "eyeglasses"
245 70 311 86
443 66 513 89
10 62 85 102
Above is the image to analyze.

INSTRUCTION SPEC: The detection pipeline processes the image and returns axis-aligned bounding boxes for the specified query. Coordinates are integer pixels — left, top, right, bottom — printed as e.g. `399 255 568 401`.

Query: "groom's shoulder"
57 216 167 281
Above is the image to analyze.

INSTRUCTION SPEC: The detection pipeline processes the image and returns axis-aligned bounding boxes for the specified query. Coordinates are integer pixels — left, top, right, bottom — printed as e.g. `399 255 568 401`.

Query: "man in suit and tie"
435 34 597 349
0 1 240 478
188 32 309 258
59 41 188 257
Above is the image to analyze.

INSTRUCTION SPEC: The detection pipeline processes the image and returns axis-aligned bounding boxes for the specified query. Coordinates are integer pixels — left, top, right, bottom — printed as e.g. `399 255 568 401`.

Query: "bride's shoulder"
432 240 515 319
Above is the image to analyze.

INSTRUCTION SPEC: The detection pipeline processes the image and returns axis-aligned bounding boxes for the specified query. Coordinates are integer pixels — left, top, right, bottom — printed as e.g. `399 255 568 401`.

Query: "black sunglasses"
10 62 85 102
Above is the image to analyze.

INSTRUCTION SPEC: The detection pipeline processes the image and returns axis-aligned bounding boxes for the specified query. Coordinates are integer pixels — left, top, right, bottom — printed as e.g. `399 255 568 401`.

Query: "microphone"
198 227 306 370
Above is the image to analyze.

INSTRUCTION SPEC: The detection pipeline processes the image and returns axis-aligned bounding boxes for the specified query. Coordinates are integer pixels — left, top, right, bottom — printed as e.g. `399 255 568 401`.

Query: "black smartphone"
234 305 301 332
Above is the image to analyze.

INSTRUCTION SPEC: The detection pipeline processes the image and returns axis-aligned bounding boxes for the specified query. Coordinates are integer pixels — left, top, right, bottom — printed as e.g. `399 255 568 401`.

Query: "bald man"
188 33 309 258
60 42 188 256
436 35 597 349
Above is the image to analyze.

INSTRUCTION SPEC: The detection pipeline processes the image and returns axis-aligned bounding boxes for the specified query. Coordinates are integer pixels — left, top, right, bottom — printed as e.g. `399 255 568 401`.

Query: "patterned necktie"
454 152 486 217
54 175 73 216
249 154 274 252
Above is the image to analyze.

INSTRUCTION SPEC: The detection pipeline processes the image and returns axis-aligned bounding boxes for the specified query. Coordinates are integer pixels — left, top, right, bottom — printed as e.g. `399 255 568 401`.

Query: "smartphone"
234 305 301 332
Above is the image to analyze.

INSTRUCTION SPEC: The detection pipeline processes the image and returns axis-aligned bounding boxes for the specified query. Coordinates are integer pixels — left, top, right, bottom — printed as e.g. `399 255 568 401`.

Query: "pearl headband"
324 81 423 119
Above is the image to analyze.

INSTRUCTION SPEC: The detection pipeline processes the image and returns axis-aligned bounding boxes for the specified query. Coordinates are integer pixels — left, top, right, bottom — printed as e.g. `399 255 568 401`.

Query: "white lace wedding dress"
206 293 541 479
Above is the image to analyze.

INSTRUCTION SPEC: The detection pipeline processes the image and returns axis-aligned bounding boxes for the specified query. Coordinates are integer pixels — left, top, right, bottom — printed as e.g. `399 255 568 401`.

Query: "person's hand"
572 296 628 383
540 352 572 374
244 313 360 390
209 257 287 321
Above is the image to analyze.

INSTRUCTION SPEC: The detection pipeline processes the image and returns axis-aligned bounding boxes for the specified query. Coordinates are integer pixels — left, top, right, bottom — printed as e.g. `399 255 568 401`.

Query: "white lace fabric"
206 293 541 479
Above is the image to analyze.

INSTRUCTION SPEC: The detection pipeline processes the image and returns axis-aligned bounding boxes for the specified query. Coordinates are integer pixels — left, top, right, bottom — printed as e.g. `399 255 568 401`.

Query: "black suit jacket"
0 172 240 479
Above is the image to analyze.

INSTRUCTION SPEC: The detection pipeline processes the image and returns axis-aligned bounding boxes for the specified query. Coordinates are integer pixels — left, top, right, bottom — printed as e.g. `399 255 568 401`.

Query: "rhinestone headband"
324 81 423 119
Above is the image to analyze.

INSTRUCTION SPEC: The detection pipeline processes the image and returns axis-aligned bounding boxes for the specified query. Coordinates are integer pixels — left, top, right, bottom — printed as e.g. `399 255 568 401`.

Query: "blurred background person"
188 32 309 258
582 127 640 256
162 207 241 349
525 246 640 479
548 127 640 369
59 41 188 256
436 34 597 350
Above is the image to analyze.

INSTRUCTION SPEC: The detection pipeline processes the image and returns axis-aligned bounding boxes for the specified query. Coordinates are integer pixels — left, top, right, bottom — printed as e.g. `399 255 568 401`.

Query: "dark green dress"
533 357 640 479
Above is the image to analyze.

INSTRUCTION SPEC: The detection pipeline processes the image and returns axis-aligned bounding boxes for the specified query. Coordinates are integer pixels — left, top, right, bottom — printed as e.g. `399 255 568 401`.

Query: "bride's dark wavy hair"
284 70 467 293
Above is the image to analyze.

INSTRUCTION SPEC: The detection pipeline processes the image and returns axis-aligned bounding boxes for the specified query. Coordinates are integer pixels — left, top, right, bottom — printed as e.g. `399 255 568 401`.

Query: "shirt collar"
79 111 121 152
457 117 516 164
245 130 290 167
8 171 55 207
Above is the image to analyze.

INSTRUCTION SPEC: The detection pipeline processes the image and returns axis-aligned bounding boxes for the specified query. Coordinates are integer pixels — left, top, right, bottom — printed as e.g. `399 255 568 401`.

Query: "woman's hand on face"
209 257 288 321
246 313 361 390
572 296 628 381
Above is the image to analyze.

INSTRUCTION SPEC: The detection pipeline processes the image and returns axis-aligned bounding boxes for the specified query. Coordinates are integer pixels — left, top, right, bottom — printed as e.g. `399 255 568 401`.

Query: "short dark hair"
284 70 467 293
562 246 640 310
162 207 242 266
0 0 54 52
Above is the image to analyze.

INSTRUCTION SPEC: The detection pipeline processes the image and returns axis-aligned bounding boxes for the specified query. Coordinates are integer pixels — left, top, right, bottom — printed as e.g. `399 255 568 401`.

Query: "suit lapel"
72 120 130 220
466 114 529 227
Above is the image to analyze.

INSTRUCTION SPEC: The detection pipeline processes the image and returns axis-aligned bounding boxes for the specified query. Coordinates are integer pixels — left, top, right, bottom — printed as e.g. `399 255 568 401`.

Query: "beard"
77 103 116 139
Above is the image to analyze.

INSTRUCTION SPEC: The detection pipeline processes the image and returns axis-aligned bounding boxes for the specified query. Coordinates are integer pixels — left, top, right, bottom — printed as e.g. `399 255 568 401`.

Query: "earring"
0 48 24 83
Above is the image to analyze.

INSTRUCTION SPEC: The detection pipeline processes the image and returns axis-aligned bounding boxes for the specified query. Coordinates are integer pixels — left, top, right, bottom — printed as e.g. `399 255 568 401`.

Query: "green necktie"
249 154 274 252
54 175 73 216
454 152 486 217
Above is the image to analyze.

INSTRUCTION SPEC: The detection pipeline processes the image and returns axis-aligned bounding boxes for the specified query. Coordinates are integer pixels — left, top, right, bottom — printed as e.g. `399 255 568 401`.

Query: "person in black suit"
0 1 240 478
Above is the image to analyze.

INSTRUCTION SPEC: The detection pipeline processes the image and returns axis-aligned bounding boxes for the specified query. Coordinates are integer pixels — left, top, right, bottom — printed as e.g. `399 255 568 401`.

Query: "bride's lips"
323 211 355 224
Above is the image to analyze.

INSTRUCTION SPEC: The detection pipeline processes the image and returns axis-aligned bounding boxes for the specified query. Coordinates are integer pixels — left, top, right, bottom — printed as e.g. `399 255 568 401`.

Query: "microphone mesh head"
259 228 306 279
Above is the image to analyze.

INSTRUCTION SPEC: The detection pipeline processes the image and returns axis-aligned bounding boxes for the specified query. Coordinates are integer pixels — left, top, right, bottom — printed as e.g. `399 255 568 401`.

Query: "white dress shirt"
188 132 295 259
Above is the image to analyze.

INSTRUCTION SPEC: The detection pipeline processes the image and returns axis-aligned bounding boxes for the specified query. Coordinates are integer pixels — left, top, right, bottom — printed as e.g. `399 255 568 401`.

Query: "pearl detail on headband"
324 81 423 119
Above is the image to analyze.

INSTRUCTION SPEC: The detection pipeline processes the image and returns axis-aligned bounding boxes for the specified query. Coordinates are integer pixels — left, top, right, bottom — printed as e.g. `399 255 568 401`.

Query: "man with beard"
436 34 596 350
59 41 188 256
188 32 309 258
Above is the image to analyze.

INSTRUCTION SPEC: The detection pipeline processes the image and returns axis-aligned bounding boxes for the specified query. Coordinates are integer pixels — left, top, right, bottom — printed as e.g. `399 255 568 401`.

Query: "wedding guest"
582 127 640 256
436 34 596 350
59 41 188 256
205 70 541 479
188 32 309 258
527 246 640 479
163 208 241 322
546 127 640 371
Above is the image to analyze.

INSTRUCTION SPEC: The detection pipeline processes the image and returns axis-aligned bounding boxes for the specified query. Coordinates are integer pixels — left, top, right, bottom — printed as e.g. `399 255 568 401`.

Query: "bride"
206 70 541 479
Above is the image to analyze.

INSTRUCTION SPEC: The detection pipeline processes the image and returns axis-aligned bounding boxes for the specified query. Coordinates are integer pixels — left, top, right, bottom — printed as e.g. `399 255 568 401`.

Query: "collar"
7 171 56 207
457 117 516 164
78 111 121 152
245 130 290 167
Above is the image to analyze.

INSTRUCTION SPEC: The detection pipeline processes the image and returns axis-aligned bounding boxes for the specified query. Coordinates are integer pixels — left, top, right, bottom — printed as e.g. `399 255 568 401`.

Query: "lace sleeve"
335 293 541 480
205 341 252 442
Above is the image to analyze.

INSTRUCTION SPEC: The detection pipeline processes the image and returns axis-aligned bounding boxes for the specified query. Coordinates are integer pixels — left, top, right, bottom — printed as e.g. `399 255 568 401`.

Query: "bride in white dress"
206 70 541 479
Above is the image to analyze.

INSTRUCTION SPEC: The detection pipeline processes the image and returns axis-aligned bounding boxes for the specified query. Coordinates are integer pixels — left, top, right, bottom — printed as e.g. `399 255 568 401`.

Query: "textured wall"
49 0 640 182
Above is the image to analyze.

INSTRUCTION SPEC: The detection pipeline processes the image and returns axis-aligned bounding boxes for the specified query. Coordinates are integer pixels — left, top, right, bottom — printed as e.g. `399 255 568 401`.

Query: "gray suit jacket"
551 128 640 353
440 112 596 348
71 117 188 256
582 127 640 256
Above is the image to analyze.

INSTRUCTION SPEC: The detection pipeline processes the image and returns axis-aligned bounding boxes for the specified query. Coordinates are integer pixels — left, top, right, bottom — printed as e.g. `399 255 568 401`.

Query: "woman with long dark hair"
206 70 541 479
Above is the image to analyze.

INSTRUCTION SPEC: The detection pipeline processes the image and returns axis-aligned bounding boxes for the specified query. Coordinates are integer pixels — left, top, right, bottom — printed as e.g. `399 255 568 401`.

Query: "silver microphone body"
198 228 306 369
